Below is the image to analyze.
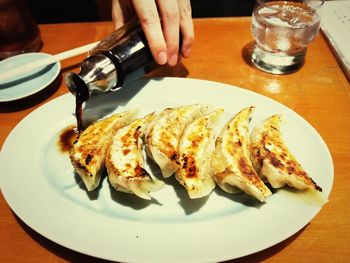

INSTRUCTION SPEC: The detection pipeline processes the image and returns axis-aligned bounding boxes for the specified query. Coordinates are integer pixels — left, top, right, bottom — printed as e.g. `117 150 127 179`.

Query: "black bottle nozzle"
65 72 90 102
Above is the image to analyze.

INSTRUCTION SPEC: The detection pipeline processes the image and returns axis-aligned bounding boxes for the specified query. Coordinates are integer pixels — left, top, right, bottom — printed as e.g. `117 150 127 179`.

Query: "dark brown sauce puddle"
57 125 79 153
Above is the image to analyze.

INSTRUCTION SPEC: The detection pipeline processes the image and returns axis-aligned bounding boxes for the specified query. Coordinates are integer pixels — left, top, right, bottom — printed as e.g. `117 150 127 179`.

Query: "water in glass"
251 0 323 74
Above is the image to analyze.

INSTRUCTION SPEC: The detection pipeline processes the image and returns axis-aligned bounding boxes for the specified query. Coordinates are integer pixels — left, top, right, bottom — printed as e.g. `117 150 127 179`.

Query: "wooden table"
1 18 349 262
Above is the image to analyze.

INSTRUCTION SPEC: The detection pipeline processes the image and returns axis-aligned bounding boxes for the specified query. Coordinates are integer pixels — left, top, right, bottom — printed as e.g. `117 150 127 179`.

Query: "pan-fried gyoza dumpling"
145 104 208 178
250 114 323 193
176 109 224 198
212 107 272 202
106 113 164 199
70 111 136 191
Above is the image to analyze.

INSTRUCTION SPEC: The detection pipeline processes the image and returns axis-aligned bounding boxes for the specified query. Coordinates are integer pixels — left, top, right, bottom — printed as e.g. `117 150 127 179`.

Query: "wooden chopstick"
0 41 100 83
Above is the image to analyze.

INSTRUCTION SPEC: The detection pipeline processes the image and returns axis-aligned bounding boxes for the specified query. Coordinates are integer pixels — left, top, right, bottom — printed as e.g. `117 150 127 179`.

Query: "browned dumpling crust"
212 107 272 202
176 108 224 199
145 104 208 178
106 113 164 199
70 111 135 191
250 114 322 192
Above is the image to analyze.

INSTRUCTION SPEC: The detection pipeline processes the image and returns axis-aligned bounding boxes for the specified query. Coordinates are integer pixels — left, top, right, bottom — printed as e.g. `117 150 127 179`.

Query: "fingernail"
157 51 167 65
168 53 178 66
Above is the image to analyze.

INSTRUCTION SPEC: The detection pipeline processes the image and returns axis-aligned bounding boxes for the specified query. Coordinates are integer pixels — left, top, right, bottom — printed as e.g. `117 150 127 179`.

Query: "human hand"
112 0 194 66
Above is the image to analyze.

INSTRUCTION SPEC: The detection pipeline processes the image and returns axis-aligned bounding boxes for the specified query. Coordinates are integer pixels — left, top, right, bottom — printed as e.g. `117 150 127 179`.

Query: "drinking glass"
0 0 42 60
251 0 324 74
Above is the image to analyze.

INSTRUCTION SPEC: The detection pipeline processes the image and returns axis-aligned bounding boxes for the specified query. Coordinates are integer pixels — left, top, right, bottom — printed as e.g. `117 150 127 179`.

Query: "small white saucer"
0 53 61 102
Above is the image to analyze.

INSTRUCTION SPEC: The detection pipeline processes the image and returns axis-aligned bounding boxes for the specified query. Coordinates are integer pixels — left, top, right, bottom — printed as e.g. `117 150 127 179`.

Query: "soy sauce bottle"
65 19 157 131
65 18 155 103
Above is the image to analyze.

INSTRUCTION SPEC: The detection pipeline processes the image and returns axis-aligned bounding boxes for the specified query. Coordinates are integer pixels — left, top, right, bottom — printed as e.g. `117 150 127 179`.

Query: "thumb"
111 0 136 29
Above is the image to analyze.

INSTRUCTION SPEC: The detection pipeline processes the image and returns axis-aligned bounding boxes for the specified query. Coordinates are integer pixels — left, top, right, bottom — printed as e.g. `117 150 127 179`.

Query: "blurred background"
25 0 256 24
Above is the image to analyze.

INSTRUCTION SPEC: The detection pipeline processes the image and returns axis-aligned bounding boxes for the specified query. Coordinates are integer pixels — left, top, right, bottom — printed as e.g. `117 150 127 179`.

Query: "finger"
111 0 125 29
132 0 168 65
156 0 180 66
178 0 194 58
111 0 135 29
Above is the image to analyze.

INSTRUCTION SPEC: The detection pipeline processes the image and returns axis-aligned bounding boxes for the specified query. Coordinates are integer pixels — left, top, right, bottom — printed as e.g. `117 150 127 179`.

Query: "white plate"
0 52 61 102
0 77 333 263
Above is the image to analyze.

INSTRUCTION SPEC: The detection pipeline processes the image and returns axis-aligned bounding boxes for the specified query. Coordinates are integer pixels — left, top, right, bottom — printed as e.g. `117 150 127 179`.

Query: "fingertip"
168 53 178 66
181 47 191 58
157 51 168 65
181 38 193 58
180 29 194 58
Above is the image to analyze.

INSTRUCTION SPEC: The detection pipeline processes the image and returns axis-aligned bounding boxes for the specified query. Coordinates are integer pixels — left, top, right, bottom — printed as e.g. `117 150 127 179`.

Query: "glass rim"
256 0 325 10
